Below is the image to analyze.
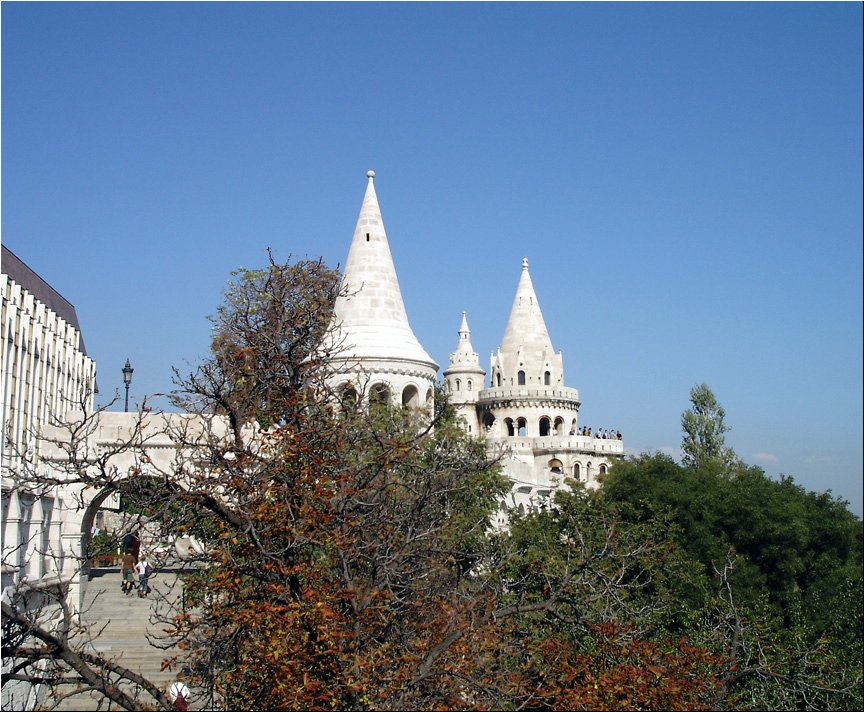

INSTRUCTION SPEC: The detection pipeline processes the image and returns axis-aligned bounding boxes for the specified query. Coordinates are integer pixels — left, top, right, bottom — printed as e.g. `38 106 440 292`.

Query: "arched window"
370 383 390 407
573 463 581 481
544 371 551 385
402 385 420 408
517 418 527 436
517 370 526 385
455 379 461 392
505 418 515 437
539 417 551 437
340 384 358 410
483 412 496 432
548 459 563 474
467 379 472 391
554 417 565 435
18 494 36 578
599 464 608 476
39 496 54 577
496 373 502 387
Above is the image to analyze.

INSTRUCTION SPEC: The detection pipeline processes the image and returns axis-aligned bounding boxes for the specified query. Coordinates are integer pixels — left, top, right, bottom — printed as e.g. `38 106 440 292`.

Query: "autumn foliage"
529 622 727 710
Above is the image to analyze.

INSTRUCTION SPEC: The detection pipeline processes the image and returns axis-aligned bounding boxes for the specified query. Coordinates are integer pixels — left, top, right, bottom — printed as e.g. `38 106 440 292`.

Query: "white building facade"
1 246 99 710
1 245 97 594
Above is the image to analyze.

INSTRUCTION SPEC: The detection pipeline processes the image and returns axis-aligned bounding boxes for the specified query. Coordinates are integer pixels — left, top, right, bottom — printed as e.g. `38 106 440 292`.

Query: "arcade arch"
539 417 551 437
369 383 391 407
402 384 420 408
80 474 193 578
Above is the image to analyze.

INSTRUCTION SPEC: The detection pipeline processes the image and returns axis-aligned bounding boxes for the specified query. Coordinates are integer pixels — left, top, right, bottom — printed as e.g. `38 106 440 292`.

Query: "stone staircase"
46 568 204 711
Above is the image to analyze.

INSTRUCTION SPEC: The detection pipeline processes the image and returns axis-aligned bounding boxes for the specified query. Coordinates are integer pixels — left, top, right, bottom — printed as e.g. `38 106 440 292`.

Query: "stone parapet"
477 385 581 410
486 434 624 456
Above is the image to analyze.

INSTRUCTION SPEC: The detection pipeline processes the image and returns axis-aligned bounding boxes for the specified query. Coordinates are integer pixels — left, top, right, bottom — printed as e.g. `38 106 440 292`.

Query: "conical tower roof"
499 257 554 357
445 312 485 373
454 312 475 358
330 171 437 369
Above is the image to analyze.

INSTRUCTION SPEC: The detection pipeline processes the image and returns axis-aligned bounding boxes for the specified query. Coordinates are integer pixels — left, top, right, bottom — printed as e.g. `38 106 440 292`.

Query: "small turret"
443 312 485 434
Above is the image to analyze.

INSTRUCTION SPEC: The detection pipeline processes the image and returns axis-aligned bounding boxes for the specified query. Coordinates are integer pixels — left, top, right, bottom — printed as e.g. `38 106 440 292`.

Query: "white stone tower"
443 312 486 435
476 258 623 512
326 171 438 410
479 258 580 441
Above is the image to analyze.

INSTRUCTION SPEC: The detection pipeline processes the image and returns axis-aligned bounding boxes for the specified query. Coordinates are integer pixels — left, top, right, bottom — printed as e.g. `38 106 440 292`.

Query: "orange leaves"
528 623 728 711
169 390 513 709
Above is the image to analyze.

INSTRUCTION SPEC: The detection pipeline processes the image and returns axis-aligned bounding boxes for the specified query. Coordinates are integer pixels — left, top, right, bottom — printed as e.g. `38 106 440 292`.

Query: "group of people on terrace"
569 425 622 440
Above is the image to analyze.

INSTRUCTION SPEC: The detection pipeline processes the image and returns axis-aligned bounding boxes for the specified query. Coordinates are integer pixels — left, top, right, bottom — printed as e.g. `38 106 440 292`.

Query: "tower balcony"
485 434 624 456
477 385 581 410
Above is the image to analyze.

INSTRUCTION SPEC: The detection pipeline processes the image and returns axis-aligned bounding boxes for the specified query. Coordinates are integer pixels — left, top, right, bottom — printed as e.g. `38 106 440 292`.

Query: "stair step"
48 571 203 711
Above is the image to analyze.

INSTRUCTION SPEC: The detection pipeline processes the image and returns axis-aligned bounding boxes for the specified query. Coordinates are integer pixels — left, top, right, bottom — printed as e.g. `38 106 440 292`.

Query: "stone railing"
477 385 581 409
485 434 624 455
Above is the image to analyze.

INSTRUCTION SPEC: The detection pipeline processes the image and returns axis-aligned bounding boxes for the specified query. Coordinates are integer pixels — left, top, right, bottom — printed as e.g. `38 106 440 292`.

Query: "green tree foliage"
681 383 737 471
497 485 700 635
601 450 863 709
598 453 723 618
87 528 118 559
458 487 732 709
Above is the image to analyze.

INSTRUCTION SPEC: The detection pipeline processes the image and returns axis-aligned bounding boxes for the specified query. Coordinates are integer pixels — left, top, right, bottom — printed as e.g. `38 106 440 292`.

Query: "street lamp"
122 359 134 412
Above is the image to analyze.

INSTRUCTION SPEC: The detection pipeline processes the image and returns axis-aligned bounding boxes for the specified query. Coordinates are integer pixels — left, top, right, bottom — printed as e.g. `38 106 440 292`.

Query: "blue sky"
3 2 862 515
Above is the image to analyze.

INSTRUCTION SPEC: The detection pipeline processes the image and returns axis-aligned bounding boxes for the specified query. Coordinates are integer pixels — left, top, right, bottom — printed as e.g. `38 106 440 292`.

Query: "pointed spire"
499 257 554 357
330 171 437 368
455 311 473 354
447 311 483 369
444 310 485 391
492 257 566 388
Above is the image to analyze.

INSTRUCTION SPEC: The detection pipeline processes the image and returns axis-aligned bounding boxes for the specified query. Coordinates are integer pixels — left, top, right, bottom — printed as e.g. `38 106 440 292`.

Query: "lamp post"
122 359 134 412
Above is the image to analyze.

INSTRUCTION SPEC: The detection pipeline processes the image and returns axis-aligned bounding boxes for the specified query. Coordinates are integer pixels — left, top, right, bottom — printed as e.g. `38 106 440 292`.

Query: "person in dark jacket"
122 531 141 563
